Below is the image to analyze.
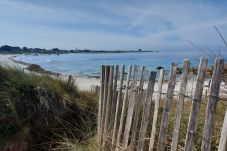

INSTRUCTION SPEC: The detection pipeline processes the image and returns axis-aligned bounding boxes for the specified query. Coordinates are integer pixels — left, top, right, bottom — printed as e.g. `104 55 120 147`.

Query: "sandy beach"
0 54 27 69
0 54 101 91
0 53 213 94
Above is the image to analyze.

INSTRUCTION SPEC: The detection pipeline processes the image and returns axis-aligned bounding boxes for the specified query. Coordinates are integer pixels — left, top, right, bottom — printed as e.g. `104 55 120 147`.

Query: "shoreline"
10 55 63 76
0 54 100 90
1 53 226 97
10 55 101 79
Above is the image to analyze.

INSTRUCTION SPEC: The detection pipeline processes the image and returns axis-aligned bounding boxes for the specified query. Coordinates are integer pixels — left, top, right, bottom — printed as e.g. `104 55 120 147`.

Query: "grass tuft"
0 66 98 150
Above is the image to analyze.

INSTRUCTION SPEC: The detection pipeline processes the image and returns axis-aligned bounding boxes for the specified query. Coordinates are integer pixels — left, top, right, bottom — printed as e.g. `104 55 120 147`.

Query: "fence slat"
184 57 208 151
137 71 157 151
218 109 227 151
171 59 190 151
110 65 119 127
131 65 139 87
97 65 105 150
91 85 100 94
67 75 73 86
101 66 111 150
103 66 114 134
130 66 146 150
122 66 146 150
111 65 125 148
157 64 177 151
116 65 132 150
201 58 224 151
149 69 165 151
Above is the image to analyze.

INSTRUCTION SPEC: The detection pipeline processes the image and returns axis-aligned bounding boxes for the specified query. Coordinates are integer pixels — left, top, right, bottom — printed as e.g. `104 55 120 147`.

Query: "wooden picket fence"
97 57 227 151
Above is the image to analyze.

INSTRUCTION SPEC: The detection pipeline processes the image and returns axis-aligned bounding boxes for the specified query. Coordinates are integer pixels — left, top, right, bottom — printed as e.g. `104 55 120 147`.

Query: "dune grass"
142 96 227 150
0 65 226 151
0 66 98 150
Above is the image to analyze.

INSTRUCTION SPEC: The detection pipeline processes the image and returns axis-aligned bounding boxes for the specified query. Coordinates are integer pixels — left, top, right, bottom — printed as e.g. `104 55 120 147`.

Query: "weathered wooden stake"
101 66 110 151
111 65 125 149
157 64 177 151
67 75 73 86
91 85 100 94
131 65 139 87
97 65 105 150
201 57 224 151
218 109 227 151
116 65 132 150
123 66 145 150
130 66 146 150
103 66 114 142
136 71 157 151
149 69 165 151
109 65 119 131
184 57 208 151
171 59 190 151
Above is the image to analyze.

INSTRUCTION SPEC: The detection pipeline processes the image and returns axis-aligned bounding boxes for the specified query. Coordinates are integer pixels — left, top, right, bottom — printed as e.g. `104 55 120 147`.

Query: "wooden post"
91 85 94 93
123 66 146 150
184 57 208 151
116 65 132 150
171 59 190 151
128 64 140 147
91 85 99 93
218 109 227 151
103 66 114 143
110 65 119 125
111 65 125 149
131 65 139 88
130 66 146 150
101 66 110 150
157 64 177 151
97 65 105 150
149 69 165 151
67 75 73 86
136 71 157 151
96 86 100 94
201 58 224 151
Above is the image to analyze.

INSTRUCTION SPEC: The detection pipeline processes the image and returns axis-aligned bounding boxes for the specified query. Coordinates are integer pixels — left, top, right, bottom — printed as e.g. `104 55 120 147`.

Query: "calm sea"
15 51 226 77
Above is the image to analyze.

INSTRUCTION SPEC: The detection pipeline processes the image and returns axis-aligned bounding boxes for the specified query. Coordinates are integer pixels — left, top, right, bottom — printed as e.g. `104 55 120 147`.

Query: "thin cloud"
0 0 227 50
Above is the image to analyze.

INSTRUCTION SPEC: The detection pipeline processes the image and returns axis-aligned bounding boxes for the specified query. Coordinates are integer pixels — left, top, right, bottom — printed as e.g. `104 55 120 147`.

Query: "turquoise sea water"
15 51 227 77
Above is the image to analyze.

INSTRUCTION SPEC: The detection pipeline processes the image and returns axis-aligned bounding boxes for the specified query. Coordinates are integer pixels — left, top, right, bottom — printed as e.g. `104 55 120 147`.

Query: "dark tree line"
0 45 76 54
0 45 156 54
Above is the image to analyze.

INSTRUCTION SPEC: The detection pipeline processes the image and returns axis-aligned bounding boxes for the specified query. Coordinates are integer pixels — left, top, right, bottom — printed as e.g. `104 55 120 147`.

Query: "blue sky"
0 0 227 51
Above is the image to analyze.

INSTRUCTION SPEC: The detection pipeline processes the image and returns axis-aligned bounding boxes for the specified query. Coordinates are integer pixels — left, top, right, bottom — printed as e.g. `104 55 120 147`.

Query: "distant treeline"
0 45 157 54
0 45 75 54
